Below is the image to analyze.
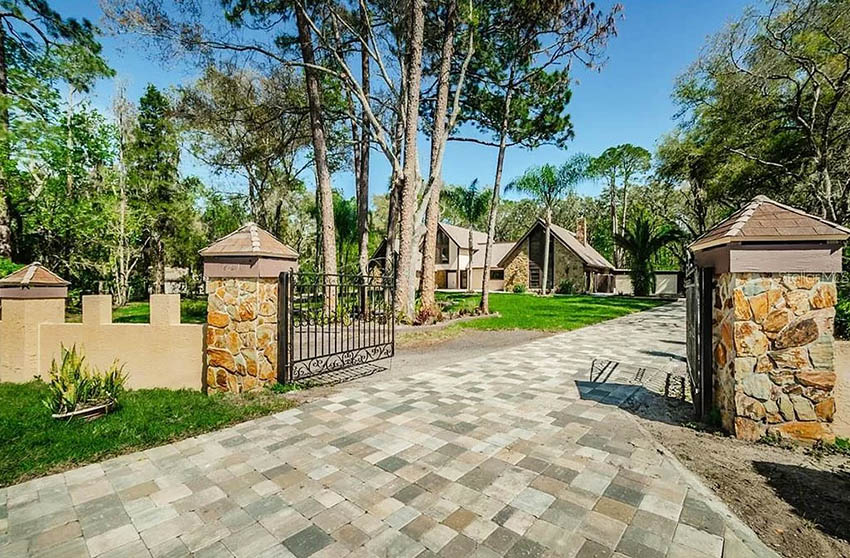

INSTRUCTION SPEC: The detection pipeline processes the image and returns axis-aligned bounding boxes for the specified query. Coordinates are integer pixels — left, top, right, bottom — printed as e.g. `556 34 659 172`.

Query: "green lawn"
436 292 667 331
0 382 294 487
66 298 207 324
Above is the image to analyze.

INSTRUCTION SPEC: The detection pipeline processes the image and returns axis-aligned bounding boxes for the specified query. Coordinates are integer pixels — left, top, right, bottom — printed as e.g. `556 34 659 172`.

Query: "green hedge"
0 258 23 278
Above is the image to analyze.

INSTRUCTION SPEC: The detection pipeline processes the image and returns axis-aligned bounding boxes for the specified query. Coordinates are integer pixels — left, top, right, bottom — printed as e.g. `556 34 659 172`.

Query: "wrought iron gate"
685 265 714 419
278 269 395 383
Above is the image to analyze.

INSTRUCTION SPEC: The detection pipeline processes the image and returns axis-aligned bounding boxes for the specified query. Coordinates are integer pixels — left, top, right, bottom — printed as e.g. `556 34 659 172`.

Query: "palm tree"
507 156 587 294
614 213 682 296
441 180 491 292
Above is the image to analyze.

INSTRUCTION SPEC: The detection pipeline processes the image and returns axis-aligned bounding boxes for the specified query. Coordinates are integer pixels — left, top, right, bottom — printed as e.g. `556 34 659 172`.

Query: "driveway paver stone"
0 302 777 557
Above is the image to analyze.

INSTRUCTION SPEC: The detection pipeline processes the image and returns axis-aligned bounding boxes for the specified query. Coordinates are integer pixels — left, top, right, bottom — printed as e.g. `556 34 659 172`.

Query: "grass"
399 292 667 346
436 292 667 331
65 298 207 324
0 381 295 487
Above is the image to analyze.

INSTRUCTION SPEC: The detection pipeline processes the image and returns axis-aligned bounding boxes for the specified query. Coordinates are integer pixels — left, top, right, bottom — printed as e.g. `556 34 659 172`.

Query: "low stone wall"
206 278 278 392
713 272 838 442
0 294 203 389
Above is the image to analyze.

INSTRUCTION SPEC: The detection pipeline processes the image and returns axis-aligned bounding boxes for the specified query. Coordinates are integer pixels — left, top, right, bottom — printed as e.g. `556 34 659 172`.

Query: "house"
432 222 515 291
371 222 514 291
497 218 615 293
373 218 614 294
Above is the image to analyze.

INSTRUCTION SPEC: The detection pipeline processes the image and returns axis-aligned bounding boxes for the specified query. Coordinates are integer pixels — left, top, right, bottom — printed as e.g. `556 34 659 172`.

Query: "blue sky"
57 0 751 199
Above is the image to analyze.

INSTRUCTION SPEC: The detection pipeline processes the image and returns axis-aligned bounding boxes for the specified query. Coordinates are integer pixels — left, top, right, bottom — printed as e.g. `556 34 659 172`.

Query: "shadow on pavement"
301 362 389 387
575 379 696 428
640 349 687 362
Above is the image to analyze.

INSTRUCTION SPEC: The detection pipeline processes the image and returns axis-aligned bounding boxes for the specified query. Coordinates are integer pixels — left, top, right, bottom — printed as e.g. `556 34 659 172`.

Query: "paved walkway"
1 302 776 558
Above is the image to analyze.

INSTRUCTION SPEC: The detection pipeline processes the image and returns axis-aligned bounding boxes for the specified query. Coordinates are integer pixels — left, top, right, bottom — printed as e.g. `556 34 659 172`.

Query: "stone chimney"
576 217 587 246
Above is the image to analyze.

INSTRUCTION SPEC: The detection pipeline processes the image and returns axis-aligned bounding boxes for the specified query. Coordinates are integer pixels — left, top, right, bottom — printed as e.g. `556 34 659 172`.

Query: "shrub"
414 303 442 325
266 382 303 394
0 258 23 278
43 345 127 415
556 279 578 295
512 283 527 294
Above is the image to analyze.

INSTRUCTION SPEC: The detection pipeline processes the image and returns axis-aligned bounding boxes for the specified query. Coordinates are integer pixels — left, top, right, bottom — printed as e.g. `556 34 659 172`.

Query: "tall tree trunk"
467 229 473 293
479 86 513 314
542 207 552 295
609 182 619 267
0 23 13 259
620 179 628 237
112 85 135 306
394 0 425 320
295 5 337 280
65 86 75 195
152 237 165 294
356 4 371 277
115 143 129 305
420 0 457 313
384 93 405 276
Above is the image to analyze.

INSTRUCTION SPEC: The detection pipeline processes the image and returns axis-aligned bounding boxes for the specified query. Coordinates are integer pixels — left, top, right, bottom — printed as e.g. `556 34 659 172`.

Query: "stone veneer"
553 241 587 292
713 272 838 442
206 278 278 392
503 248 529 291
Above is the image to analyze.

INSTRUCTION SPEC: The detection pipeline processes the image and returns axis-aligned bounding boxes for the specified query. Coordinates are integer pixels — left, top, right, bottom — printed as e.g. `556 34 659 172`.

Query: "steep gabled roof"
471 242 515 269
439 222 488 250
690 195 850 252
0 262 70 287
199 222 298 259
548 222 615 270
498 219 614 271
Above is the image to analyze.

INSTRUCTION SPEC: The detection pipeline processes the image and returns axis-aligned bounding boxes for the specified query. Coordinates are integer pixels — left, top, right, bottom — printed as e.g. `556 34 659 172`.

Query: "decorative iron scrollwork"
279 266 396 383
292 343 394 380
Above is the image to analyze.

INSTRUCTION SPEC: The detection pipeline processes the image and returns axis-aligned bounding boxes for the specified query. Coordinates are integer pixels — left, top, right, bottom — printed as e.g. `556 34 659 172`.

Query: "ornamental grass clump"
43 345 127 416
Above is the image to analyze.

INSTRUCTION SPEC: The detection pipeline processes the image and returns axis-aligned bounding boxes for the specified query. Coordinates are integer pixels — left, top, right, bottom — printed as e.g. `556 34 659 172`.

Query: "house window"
437 229 450 264
490 269 504 280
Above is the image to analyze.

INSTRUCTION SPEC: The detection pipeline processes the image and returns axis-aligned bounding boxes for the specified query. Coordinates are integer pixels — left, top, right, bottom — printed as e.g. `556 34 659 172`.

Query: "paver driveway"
1 301 776 558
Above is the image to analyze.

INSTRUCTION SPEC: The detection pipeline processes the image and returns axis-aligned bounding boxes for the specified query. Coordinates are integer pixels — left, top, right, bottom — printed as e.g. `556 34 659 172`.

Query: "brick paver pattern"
0 302 776 558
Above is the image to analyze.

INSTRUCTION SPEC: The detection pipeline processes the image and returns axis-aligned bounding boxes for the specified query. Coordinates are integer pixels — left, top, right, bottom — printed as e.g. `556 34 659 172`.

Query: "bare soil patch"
626 395 850 558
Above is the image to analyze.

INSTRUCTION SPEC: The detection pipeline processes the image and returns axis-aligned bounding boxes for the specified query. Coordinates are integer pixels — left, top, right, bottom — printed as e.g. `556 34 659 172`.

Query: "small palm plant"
441 180 491 292
614 213 682 296
43 345 127 417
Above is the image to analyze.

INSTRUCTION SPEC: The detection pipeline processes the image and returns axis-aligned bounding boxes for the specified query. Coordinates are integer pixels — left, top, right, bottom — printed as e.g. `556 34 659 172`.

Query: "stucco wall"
615 272 680 296
0 298 65 383
0 294 204 389
435 239 460 271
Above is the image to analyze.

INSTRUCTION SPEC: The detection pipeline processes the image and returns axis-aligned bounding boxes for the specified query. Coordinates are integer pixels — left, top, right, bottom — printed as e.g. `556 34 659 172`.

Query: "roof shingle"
497 219 614 271
0 263 70 287
690 195 850 252
199 223 298 259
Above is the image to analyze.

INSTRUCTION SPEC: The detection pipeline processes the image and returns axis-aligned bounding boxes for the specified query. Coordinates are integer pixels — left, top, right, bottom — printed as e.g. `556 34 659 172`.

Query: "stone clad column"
200 223 298 393
715 273 839 441
691 196 849 443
